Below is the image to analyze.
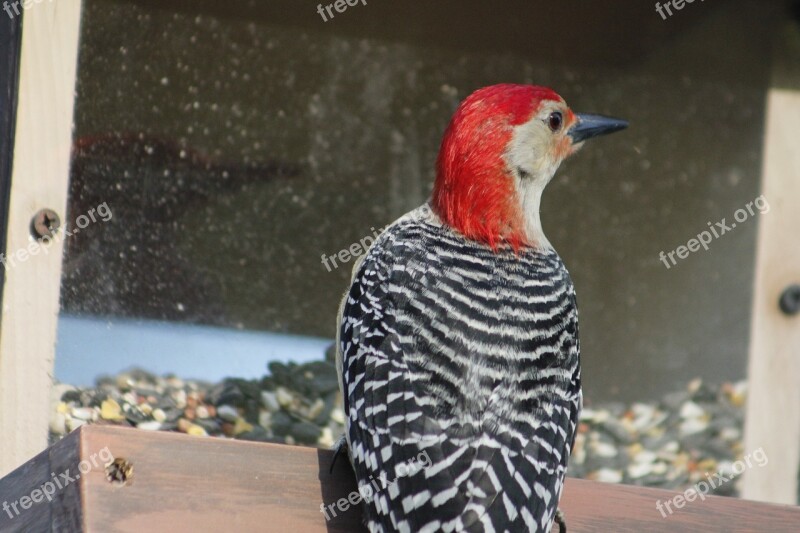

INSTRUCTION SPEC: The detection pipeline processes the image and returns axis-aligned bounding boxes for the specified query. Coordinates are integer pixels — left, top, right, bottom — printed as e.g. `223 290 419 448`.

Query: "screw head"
31 209 61 240
105 457 133 486
779 285 800 316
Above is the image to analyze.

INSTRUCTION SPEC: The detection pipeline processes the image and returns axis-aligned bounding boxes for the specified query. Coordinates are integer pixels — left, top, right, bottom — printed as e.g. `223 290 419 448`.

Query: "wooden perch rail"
0 426 798 532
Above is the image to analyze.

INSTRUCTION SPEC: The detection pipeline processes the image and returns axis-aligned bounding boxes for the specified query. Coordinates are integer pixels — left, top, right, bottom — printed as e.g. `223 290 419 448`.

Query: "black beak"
568 113 628 144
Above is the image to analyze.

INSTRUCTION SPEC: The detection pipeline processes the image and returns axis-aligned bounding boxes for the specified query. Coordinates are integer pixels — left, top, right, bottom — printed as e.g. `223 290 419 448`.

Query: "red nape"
431 84 562 252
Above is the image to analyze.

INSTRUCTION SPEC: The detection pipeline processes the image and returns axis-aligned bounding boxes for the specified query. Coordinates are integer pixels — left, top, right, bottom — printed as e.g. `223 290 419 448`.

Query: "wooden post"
0 0 83 477
742 22 800 504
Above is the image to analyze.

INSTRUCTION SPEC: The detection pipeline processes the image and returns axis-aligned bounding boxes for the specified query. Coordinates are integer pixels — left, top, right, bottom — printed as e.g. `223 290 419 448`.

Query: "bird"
336 83 627 532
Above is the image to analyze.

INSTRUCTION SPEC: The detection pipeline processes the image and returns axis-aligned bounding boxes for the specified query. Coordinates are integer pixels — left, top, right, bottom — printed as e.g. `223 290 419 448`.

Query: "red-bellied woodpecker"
337 84 627 532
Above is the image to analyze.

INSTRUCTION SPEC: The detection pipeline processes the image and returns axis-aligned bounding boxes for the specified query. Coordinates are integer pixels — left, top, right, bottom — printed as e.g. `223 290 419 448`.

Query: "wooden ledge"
0 426 797 532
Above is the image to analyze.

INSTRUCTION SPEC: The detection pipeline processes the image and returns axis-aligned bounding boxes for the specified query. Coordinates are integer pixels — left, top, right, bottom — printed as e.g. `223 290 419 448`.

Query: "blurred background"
45 0 799 502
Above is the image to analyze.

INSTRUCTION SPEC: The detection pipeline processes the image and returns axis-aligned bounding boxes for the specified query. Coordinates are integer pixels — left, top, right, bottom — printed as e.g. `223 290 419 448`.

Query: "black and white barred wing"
340 243 465 532
340 227 580 533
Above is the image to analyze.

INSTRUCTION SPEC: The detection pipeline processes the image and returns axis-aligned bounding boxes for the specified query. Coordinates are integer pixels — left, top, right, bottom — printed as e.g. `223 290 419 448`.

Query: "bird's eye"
548 112 563 132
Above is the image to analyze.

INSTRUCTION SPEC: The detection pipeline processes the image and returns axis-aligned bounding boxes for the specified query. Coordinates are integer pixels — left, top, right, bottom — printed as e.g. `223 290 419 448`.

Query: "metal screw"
31 209 60 240
105 457 133 486
779 285 800 316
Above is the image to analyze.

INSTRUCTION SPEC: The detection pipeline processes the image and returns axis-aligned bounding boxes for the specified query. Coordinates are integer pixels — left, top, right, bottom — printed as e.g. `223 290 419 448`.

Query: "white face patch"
502 100 574 249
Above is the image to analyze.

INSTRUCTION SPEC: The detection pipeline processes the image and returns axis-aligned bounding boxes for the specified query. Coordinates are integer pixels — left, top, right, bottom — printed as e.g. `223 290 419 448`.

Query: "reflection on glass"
58 0 768 402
